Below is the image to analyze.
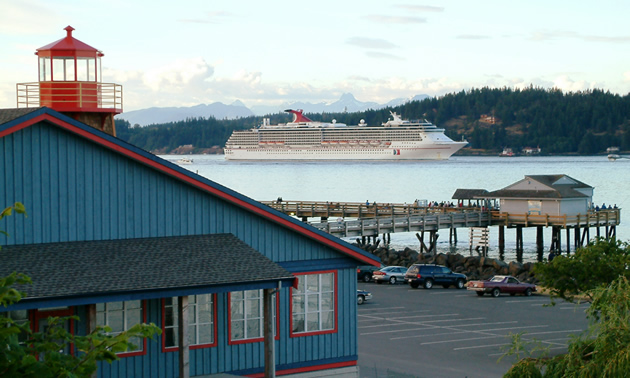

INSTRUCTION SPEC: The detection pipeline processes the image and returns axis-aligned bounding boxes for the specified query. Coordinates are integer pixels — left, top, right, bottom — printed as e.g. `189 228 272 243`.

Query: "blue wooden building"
0 107 380 377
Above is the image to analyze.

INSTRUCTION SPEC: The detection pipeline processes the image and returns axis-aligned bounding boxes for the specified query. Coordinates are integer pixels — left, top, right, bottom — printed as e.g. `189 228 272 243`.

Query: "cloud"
178 11 232 24
393 5 444 12
363 15 427 24
365 51 400 60
531 30 630 43
456 34 491 40
552 75 597 92
346 37 397 49
0 1 62 35
624 72 630 82
141 58 214 91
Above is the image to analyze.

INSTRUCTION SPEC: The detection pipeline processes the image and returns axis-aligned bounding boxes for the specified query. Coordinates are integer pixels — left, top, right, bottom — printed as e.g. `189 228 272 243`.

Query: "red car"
466 275 536 297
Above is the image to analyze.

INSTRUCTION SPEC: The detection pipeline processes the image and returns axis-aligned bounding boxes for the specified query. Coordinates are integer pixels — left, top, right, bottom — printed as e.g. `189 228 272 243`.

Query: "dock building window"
96 300 145 355
291 271 336 336
163 294 216 350
229 289 277 344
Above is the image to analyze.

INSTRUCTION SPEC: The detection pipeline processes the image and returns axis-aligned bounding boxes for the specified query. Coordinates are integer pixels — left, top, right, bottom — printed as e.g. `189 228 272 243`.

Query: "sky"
1 0 630 112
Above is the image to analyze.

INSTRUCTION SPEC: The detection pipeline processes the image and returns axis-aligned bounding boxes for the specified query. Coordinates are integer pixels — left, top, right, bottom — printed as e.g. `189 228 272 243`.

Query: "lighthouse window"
39 57 51 81
52 57 74 81
77 58 88 81
87 58 95 81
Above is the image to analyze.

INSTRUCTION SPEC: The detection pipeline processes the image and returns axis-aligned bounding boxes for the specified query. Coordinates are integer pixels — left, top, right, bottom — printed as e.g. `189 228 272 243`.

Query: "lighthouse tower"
17 26 122 136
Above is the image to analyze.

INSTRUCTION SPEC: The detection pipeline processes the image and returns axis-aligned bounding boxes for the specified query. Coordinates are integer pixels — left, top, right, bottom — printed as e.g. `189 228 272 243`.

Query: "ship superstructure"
224 109 467 160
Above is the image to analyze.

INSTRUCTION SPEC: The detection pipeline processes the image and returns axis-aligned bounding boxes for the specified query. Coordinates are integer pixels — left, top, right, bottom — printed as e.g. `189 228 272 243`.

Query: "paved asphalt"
357 281 590 378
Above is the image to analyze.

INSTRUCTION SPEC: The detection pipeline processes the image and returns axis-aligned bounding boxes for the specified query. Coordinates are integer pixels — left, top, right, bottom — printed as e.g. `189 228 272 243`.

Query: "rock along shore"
356 242 538 284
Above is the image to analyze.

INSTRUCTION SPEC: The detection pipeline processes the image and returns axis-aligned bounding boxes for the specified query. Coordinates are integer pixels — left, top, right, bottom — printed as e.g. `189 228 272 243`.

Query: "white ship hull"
224 110 468 161
225 142 467 160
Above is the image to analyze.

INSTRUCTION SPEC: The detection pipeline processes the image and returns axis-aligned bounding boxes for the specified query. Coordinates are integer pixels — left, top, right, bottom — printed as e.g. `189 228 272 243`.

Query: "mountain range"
116 93 430 126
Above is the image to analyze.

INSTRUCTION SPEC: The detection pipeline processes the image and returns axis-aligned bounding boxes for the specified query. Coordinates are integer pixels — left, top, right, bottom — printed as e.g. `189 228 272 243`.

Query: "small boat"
176 158 194 165
499 148 515 157
607 154 630 161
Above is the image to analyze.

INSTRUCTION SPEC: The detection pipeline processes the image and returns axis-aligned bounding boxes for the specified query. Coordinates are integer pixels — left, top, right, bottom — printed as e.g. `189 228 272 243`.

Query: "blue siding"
1 121 363 377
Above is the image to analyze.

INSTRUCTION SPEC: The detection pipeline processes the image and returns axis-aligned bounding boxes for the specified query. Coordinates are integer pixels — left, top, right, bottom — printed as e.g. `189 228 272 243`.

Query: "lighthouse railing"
16 82 122 112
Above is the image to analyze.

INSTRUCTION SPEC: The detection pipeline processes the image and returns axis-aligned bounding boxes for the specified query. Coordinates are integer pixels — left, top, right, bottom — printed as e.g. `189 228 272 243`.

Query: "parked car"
357 265 381 282
404 264 467 289
372 266 407 284
357 289 372 305
466 275 537 297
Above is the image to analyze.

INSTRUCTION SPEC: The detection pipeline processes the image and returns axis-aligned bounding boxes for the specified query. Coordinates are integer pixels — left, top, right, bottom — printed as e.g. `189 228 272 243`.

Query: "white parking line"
359 317 490 330
454 342 510 351
488 345 568 357
505 299 550 304
359 307 406 315
415 325 550 344
384 313 461 320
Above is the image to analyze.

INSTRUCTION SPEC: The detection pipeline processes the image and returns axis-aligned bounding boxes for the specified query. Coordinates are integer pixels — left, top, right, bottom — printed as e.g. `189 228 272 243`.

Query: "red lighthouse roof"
36 26 102 57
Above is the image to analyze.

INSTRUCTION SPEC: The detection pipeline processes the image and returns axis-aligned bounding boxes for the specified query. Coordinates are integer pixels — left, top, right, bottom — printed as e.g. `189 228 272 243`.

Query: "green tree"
503 275 630 377
1 204 161 377
533 238 630 302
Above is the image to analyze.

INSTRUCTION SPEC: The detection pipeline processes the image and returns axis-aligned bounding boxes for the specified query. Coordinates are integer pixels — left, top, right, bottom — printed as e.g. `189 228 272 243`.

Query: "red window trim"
289 270 338 338
227 290 280 345
33 307 76 356
161 295 218 352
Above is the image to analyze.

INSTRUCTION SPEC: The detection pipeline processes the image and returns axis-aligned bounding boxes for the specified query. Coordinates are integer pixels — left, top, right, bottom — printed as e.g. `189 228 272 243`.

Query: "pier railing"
260 200 475 219
490 209 620 228
261 200 620 238
307 211 491 237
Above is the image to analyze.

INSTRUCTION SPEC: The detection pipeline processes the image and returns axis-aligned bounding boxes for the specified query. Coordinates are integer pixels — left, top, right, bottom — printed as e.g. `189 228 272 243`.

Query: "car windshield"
490 276 504 282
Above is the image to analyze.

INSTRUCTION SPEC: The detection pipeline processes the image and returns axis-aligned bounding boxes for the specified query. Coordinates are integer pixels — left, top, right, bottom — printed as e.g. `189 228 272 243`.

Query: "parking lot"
357 281 590 378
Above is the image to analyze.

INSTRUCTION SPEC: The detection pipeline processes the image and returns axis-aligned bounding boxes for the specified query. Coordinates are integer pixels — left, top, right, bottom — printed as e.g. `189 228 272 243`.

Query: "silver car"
372 266 407 284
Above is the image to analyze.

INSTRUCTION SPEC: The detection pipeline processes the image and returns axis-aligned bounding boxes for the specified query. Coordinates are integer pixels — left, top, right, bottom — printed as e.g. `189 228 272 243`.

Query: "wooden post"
178 296 190 378
86 304 97 378
536 226 544 262
516 226 523 263
449 228 458 244
566 227 571 254
498 225 505 258
264 288 275 378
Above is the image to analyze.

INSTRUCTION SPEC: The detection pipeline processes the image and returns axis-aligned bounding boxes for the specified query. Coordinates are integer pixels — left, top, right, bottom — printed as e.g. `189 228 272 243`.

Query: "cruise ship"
224 109 467 160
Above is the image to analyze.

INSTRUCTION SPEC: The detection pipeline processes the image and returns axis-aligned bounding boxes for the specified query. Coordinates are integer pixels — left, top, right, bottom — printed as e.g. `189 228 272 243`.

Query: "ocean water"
161 154 629 262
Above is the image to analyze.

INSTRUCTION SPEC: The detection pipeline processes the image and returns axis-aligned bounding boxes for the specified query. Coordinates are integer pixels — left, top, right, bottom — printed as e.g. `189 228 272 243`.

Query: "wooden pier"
261 200 621 260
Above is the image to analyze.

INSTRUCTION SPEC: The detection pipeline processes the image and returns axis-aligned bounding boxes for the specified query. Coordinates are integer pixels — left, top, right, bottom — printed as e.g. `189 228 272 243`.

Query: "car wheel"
362 274 371 283
476 291 484 297
357 295 365 305
424 279 434 289
410 282 420 289
376 280 383 285
456 279 465 289
389 276 397 285
491 288 500 297
525 288 532 296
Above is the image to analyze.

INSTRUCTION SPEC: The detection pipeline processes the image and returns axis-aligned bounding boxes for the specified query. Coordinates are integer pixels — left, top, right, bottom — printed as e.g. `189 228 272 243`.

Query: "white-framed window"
163 294 215 349
229 289 276 343
5 309 30 344
291 271 336 335
96 300 144 353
